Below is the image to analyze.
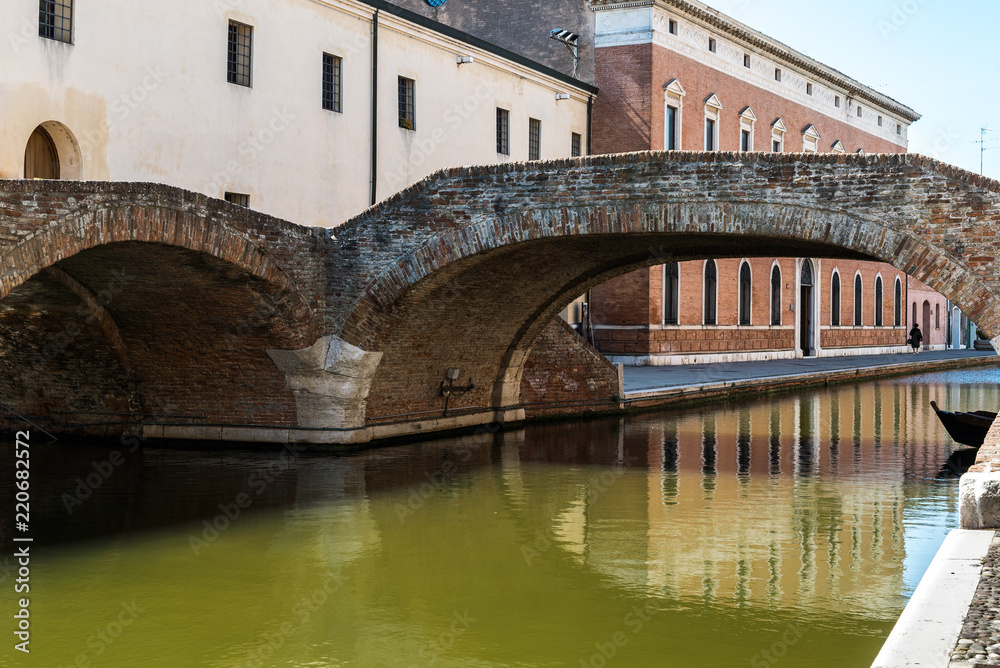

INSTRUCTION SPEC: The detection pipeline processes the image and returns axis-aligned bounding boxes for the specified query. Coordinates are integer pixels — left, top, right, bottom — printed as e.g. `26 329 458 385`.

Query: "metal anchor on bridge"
440 368 474 417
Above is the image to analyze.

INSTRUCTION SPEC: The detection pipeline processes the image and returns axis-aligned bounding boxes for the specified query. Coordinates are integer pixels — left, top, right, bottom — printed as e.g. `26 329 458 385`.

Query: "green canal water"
2 368 999 667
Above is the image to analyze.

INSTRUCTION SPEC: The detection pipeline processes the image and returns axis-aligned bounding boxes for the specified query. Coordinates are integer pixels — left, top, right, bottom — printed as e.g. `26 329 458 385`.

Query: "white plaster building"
4 0 595 227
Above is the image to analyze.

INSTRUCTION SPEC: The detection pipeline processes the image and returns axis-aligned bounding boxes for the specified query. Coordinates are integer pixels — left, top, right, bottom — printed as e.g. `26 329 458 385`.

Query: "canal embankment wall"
515 349 998 426
961 411 1000 530
617 351 999 417
871 530 995 668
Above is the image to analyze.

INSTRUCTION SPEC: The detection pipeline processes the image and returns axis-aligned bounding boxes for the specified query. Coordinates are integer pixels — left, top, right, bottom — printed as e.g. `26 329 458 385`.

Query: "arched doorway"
24 126 60 179
799 259 814 357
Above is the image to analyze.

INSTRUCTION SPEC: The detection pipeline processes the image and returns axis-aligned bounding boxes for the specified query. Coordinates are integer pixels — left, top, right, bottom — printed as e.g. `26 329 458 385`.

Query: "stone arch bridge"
2 152 999 444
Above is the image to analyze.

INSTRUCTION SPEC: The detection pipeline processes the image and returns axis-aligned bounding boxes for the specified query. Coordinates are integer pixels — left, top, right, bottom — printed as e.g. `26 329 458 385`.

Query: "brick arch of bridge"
333 152 1000 425
0 181 324 433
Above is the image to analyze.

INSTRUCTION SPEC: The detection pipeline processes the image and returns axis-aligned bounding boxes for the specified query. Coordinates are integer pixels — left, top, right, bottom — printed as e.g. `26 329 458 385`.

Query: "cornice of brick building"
589 0 921 122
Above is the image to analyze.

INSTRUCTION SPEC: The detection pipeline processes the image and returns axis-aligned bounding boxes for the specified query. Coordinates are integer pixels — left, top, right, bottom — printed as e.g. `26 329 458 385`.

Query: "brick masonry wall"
817 260 906 328
0 180 324 434
592 258 796 355
651 43 907 154
0 272 131 435
388 0 596 83
819 259 908 348
519 318 620 414
590 38 911 358
0 180 327 330
592 43 654 154
595 326 794 355
820 328 902 349
592 43 907 156
590 268 652 324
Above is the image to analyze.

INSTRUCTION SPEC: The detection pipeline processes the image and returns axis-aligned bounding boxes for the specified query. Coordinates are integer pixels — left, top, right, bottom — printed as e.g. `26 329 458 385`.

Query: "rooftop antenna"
550 29 580 78
974 126 999 175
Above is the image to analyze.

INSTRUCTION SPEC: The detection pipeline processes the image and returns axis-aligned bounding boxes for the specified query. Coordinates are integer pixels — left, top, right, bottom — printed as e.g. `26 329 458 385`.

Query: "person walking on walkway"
909 323 923 354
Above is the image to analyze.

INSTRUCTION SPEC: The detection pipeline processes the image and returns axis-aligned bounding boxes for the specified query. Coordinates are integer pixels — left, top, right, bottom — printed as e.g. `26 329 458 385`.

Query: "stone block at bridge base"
962 418 1000 529
960 472 1000 530
267 335 383 430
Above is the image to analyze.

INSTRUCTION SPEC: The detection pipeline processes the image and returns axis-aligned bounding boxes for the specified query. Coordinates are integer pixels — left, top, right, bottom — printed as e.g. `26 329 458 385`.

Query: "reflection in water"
770 403 782 475
0 369 997 667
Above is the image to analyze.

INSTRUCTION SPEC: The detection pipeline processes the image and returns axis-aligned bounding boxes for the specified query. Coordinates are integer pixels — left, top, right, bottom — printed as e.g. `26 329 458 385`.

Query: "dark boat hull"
930 401 996 448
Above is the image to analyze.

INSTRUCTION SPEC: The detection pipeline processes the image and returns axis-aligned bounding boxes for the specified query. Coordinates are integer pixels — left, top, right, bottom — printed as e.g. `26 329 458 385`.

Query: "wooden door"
24 127 59 179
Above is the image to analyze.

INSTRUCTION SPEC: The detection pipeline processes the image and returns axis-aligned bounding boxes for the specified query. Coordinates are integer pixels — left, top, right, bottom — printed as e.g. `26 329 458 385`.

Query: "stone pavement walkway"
622 349 996 395
951 532 1000 665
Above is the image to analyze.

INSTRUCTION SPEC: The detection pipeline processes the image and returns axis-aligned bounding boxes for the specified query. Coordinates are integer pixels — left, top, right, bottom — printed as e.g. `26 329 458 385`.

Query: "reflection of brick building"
581 0 952 363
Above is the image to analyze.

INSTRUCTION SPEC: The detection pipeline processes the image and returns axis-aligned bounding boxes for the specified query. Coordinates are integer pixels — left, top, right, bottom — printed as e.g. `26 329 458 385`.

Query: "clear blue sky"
705 0 1000 178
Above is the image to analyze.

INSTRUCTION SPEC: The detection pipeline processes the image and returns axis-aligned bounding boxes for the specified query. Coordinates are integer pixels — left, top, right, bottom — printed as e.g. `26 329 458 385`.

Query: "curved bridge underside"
2 152 1000 443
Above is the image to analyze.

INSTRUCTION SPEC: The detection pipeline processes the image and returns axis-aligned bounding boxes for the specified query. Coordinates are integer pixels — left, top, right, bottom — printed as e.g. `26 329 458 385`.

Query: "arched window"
663 262 679 325
739 262 752 326
874 276 883 327
912 302 917 326
704 260 717 325
831 271 841 326
854 274 863 326
770 265 782 326
935 303 940 329
894 278 902 327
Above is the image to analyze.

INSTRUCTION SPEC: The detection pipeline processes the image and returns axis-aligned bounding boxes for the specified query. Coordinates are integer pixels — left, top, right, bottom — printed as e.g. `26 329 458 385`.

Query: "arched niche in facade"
23 121 82 180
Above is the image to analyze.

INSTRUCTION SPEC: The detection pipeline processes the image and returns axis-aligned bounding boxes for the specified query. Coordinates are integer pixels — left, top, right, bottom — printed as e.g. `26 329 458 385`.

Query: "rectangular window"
571 132 582 157
322 53 342 113
774 68 782 82
857 105 863 118
528 118 541 160
39 0 72 43
708 38 716 53
225 192 250 208
897 123 902 136
740 129 750 152
497 108 510 155
398 76 415 130
878 115 883 127
744 54 751 68
668 19 678 35
772 139 781 152
666 105 678 150
806 83 813 95
705 118 715 151
227 21 253 87
835 95 841 108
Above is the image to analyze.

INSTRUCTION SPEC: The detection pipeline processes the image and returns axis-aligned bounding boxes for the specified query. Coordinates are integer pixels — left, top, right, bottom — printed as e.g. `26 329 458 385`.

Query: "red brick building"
582 0 951 363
